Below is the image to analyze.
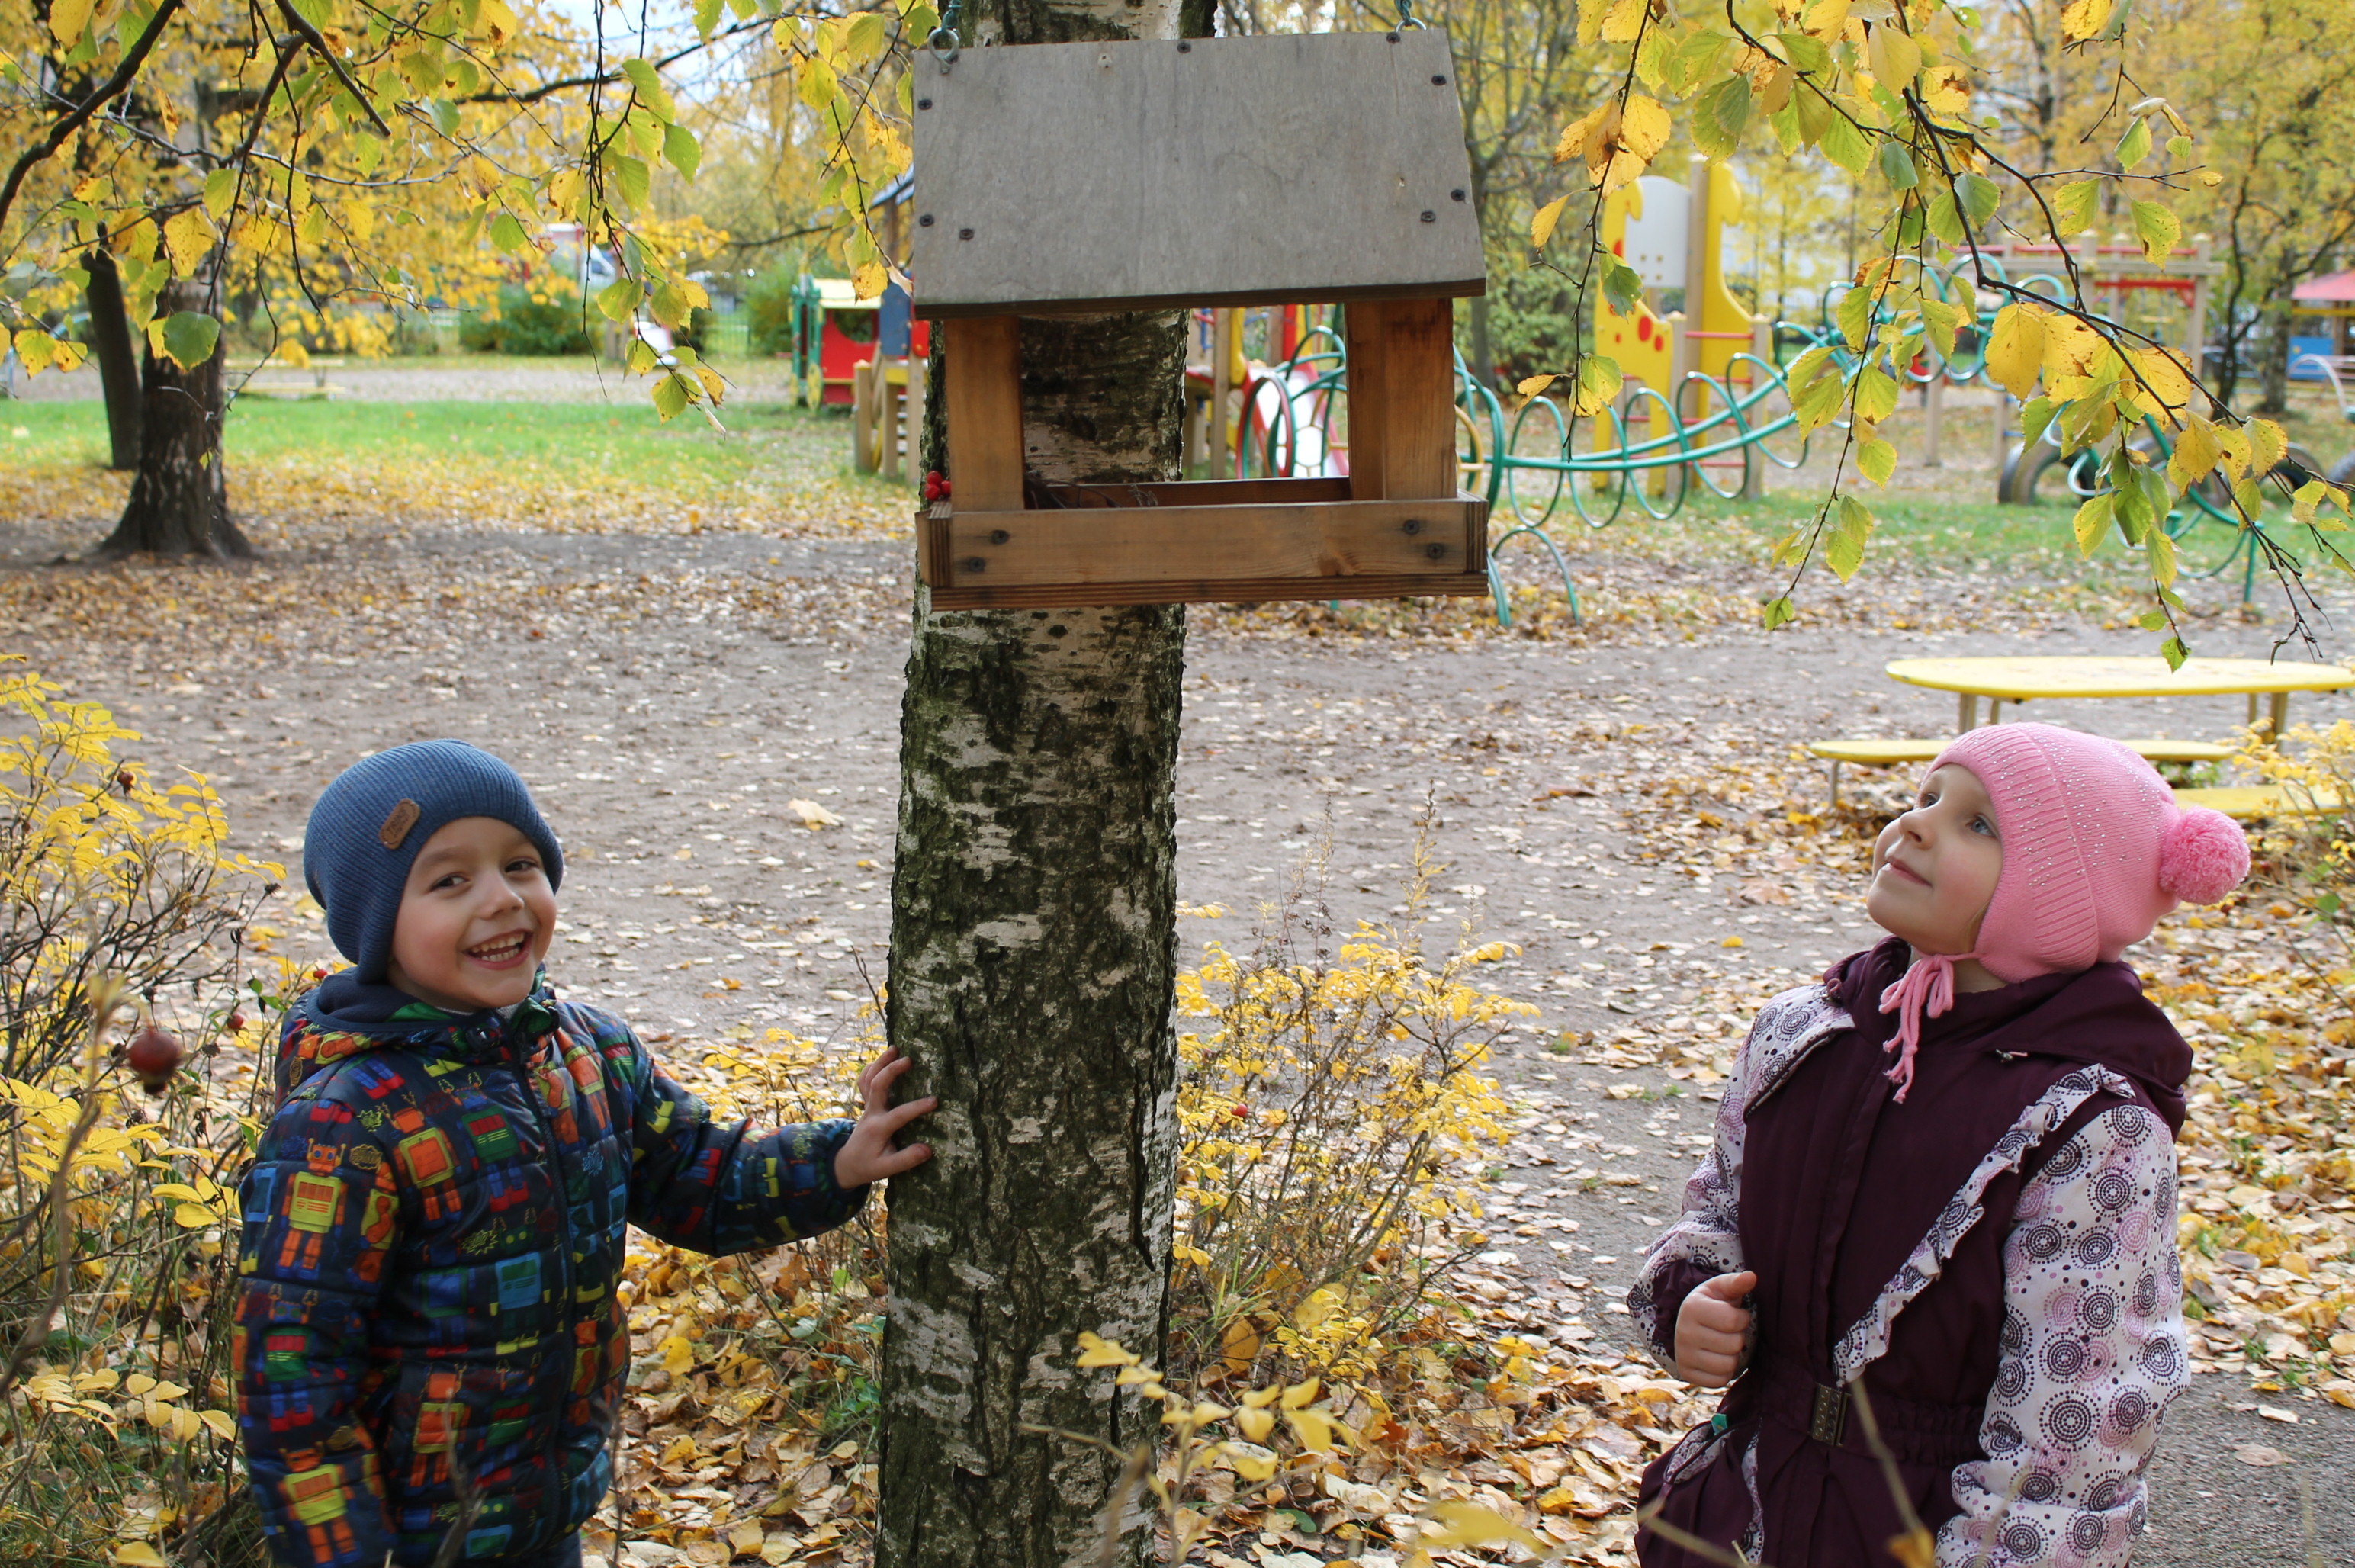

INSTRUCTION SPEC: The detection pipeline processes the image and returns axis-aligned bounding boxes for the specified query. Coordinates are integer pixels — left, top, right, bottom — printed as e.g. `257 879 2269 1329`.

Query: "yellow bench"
2170 785 2341 820
1808 737 2237 807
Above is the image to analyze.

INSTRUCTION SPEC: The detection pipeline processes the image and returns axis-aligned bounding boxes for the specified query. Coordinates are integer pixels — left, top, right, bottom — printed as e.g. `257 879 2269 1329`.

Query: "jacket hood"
1826 936 2192 1133
274 967 559 1104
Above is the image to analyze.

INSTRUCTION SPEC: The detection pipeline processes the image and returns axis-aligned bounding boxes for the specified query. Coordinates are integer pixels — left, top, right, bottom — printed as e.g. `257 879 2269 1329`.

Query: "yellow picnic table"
1884 656 2355 735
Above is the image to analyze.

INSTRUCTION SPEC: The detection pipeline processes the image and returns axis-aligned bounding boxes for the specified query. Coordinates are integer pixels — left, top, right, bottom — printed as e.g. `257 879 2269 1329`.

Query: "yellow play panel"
1807 736 2235 806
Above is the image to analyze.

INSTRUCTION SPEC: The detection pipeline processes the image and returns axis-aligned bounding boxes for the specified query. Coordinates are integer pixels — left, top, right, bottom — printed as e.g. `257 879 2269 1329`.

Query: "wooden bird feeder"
911 28 1489 610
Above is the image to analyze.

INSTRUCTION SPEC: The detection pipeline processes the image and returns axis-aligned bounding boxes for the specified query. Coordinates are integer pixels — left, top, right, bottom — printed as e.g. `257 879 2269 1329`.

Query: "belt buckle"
1809 1382 1847 1445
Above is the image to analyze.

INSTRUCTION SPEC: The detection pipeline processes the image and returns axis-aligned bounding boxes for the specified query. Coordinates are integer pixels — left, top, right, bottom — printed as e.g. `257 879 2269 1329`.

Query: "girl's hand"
1674 1271 1757 1389
833 1047 938 1189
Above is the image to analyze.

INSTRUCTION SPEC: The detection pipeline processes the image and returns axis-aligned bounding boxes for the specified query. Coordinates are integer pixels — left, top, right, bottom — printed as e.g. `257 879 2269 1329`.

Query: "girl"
1629 722 2250 1566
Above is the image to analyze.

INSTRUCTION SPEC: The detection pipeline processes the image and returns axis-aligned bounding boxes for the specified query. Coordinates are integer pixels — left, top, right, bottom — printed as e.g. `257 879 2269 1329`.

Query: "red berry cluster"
921 471 952 503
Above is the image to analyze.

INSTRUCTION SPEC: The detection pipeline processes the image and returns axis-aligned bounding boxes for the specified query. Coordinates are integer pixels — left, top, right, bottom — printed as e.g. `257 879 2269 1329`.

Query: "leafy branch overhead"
1516 0 2355 659
0 0 939 422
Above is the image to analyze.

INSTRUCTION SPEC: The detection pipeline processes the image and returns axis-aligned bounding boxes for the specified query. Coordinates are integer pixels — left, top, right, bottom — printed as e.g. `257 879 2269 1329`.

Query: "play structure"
789 277 882 407
2289 269 2355 380
1179 160 2334 618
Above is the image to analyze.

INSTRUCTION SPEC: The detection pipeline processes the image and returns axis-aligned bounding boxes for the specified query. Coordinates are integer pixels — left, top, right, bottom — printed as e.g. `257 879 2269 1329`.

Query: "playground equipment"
2289 269 2355 381
789 277 881 407
1593 159 1776 499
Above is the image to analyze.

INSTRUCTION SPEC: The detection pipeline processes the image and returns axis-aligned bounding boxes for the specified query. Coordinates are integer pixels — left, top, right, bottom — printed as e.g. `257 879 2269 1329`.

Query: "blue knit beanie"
304 741 564 984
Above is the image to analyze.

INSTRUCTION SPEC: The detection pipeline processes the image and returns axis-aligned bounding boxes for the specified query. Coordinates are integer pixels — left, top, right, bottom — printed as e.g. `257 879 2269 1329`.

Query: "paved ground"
5 448 2352 1560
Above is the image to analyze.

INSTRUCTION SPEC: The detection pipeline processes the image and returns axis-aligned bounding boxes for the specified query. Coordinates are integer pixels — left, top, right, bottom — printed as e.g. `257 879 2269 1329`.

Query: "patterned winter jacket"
234 972 863 1568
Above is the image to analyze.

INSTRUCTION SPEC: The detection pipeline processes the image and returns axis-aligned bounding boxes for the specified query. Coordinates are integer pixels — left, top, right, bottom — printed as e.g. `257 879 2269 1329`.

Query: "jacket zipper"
502 1010 577 1541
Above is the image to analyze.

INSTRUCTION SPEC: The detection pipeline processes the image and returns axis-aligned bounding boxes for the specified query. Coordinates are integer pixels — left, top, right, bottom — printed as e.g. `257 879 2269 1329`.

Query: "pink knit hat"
1876 721 2249 1097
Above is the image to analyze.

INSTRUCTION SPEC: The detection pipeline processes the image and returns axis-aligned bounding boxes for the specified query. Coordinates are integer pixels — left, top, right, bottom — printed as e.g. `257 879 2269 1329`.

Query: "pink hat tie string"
1877 952 1973 1102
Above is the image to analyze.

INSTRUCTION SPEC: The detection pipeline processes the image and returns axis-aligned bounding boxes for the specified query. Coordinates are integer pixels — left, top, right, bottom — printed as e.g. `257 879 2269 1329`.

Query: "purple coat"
1631 940 2192 1567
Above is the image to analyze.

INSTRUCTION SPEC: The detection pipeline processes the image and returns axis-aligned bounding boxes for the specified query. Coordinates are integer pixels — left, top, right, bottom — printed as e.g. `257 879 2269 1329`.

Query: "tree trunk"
2257 300 2293 416
82 248 143 471
98 289 252 558
875 8 1190 1567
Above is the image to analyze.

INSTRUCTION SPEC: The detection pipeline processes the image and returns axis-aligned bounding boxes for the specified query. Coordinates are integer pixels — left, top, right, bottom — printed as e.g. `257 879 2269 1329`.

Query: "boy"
236 740 933 1568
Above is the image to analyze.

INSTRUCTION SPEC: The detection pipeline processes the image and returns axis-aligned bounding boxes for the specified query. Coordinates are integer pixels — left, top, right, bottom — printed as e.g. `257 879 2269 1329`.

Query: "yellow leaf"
162 210 215 278
172 1406 204 1442
1984 304 2046 399
2060 0 2113 41
1234 1405 1275 1442
1620 95 1671 162
1280 1377 1322 1409
1866 24 1921 90
660 1333 696 1376
852 262 888 300
786 799 841 829
173 1203 218 1229
13 330 57 375
2126 347 2193 426
2129 198 2181 265
1075 1330 1139 1368
199 1409 236 1441
1599 0 1646 43
124 1374 156 1397
1552 104 1609 165
728 1521 766 1557
113 1546 166 1568
50 0 95 46
1515 372 1557 397
1419 1501 1546 1550
1530 196 1569 252
1285 1406 1348 1451
1217 1440 1277 1482
2167 419 2220 490
2251 418 2287 475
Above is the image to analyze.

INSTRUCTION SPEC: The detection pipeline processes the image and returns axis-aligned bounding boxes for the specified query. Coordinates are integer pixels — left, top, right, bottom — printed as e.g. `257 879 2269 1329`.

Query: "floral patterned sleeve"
1630 984 1847 1367
1937 1103 2190 1568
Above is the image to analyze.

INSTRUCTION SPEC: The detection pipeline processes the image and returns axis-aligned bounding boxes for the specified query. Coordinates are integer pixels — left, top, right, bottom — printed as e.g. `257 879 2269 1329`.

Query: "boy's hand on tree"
1674 1271 1757 1390
834 1046 938 1189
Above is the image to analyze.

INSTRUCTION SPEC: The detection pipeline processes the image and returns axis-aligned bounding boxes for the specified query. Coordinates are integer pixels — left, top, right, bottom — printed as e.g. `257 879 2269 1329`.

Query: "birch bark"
875 7 1192 1565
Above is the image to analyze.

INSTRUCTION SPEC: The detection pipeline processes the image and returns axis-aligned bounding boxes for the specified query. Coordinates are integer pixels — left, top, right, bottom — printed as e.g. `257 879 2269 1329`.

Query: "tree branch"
272 0 393 137
0 0 188 236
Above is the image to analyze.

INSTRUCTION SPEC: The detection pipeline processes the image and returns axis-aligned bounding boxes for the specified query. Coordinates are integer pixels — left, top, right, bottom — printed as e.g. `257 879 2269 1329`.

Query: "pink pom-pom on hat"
2159 806 2252 904
1875 722 2252 1100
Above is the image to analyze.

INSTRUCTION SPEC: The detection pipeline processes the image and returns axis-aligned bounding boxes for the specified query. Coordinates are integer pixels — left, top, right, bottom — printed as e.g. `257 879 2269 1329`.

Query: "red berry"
116 770 135 794
125 1026 185 1091
1231 1104 1249 1120
313 967 328 980
227 1011 247 1033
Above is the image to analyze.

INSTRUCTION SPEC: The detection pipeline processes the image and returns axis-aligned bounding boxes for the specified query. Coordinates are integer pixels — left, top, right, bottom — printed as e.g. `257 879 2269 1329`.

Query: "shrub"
458 281 596 356
0 663 291 1568
747 264 802 358
1167 828 1526 1390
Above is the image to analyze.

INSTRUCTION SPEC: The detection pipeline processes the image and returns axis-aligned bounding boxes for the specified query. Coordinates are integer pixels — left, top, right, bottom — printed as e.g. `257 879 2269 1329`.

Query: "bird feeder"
910 28 1489 609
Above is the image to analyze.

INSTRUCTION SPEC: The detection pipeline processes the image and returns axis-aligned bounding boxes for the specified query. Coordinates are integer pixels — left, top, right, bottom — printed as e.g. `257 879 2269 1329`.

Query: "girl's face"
387 816 557 1014
1867 763 2003 956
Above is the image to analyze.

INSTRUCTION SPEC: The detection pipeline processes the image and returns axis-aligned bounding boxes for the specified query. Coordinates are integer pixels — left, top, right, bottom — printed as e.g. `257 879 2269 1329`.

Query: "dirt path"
5 479 2352 1560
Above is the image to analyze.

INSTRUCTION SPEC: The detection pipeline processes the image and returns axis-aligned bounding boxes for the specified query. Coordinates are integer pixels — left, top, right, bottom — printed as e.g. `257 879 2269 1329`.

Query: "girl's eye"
1972 816 1996 837
506 859 540 876
434 873 464 890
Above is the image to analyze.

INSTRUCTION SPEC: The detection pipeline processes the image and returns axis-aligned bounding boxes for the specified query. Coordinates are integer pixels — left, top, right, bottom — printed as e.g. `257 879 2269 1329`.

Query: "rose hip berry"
124 1025 185 1092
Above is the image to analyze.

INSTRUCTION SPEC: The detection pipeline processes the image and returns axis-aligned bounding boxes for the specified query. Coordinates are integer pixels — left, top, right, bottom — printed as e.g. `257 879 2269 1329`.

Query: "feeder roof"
909 29 1486 320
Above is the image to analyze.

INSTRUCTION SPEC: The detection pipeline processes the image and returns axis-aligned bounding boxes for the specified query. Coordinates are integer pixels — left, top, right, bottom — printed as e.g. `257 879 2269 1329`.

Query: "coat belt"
1755 1364 1984 1470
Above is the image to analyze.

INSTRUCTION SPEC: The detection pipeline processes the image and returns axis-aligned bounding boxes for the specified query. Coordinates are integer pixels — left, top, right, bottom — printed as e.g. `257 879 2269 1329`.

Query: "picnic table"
1884 655 2355 735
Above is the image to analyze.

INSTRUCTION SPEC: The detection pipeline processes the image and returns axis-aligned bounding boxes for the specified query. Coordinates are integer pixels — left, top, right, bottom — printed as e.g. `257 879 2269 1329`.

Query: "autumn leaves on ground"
2 394 2353 1568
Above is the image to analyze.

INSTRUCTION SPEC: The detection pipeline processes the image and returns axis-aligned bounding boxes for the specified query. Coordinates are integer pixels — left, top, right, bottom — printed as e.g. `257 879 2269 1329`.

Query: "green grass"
5 395 848 485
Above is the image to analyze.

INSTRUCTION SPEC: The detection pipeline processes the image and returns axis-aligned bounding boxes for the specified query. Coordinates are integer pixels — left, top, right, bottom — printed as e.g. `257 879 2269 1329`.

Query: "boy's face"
386 816 557 1014
1865 763 2003 956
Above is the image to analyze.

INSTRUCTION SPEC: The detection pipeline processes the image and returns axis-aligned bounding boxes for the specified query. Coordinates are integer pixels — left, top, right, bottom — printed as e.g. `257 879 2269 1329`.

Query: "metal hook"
929 0 962 72
1396 0 1428 27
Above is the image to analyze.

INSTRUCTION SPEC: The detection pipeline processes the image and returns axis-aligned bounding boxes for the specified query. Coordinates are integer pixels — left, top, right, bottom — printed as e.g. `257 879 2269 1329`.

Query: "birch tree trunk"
875 5 1192 1565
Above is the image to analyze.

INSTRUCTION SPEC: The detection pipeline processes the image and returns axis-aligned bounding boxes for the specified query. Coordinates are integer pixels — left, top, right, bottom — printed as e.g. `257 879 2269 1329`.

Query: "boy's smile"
386 815 557 1014
1866 763 2005 989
